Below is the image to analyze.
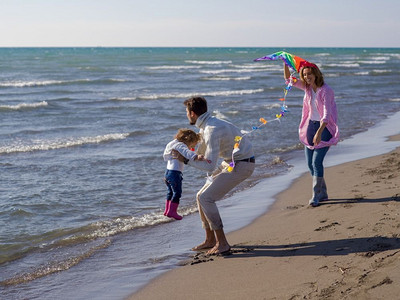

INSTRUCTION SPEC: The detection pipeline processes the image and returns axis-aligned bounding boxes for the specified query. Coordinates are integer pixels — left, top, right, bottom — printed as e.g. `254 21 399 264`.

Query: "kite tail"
227 72 297 172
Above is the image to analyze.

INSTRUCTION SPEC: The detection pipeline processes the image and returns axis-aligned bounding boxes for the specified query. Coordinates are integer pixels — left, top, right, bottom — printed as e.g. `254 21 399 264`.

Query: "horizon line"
0 46 399 49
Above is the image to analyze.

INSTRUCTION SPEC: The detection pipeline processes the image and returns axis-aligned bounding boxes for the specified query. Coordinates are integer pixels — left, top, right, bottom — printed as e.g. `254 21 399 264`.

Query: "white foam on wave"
0 133 130 154
324 62 360 68
370 56 390 61
354 71 369 76
0 205 199 285
0 78 126 88
202 76 251 81
185 60 232 65
146 65 201 70
200 68 268 75
0 80 65 87
213 110 229 120
358 60 386 64
231 64 277 70
0 101 48 110
83 205 198 239
112 88 264 101
371 69 391 74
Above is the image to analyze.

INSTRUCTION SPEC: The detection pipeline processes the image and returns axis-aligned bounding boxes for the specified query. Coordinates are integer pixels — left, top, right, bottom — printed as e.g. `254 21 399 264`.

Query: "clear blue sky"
0 0 399 47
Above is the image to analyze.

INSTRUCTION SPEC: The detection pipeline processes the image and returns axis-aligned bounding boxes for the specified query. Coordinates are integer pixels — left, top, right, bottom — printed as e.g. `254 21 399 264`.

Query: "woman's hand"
313 131 322 146
314 122 327 146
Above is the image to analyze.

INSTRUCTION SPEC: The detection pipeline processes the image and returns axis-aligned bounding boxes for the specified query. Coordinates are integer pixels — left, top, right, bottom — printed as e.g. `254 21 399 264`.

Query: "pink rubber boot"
166 202 182 220
163 200 171 216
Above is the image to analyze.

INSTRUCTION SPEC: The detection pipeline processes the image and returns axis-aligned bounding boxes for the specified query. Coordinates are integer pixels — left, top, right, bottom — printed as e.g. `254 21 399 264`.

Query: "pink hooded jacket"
292 79 339 149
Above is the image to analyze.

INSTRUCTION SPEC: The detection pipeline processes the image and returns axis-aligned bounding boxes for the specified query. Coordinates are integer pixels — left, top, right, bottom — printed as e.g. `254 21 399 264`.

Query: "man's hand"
171 149 185 162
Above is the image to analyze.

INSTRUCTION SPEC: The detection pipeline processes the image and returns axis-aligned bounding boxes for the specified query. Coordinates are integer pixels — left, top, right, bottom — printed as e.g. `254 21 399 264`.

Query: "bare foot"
206 243 231 255
191 240 216 251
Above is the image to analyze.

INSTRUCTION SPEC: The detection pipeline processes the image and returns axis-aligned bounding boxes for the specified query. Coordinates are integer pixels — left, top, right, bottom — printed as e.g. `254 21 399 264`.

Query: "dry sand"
131 139 400 300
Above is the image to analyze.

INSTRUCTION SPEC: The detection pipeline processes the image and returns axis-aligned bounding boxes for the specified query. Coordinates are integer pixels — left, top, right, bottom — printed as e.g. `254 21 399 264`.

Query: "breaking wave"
0 78 126 88
112 88 264 101
0 133 130 154
0 101 48 110
0 205 198 286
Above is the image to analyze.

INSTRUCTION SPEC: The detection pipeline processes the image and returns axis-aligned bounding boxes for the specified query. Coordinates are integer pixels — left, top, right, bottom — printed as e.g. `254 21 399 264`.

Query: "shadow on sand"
319 195 399 206
227 236 400 259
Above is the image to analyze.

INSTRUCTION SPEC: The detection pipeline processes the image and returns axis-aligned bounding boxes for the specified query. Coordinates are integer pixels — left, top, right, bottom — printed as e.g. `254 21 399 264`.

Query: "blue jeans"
164 170 183 204
305 121 332 177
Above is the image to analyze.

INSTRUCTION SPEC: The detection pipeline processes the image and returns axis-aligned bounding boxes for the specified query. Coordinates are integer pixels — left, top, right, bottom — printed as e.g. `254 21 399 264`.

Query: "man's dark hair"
183 96 208 116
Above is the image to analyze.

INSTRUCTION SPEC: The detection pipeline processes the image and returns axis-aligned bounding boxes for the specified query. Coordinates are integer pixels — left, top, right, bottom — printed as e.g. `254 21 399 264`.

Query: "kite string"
227 72 297 172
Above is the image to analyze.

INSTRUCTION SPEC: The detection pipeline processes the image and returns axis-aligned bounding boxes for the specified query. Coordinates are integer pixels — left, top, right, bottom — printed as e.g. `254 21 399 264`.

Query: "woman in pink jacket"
284 62 339 207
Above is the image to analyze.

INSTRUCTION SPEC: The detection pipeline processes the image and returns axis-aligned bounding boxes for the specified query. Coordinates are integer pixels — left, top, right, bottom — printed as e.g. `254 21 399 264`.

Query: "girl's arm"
284 63 305 90
284 63 291 80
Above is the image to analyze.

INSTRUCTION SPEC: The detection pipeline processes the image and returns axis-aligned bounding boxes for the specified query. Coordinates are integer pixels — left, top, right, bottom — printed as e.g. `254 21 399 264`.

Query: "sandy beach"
131 134 400 300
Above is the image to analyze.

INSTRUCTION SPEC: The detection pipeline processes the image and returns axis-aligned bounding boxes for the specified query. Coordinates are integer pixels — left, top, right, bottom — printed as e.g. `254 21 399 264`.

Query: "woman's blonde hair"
300 66 325 88
175 129 202 146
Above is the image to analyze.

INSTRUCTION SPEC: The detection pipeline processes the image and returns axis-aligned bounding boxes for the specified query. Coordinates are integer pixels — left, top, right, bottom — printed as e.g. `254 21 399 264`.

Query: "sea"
0 47 399 300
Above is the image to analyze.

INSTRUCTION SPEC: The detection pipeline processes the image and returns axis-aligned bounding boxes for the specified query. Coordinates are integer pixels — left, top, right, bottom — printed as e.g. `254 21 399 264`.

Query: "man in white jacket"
180 96 255 255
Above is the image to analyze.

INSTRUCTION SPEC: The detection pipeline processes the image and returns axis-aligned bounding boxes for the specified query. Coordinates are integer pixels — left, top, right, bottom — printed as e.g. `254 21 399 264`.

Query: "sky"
0 0 399 48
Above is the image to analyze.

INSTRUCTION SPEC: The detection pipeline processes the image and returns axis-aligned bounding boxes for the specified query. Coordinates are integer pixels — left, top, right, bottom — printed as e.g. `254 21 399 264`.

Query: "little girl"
163 129 204 220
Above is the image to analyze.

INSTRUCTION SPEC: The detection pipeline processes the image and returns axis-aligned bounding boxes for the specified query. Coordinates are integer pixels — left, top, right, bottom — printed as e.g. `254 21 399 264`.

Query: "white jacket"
163 139 197 172
188 112 254 173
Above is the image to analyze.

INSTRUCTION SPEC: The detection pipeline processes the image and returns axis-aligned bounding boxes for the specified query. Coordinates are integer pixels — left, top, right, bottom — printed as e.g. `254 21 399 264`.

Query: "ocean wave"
0 205 197 266
201 76 251 81
263 103 282 109
213 110 229 120
371 69 391 74
0 78 126 88
370 56 391 61
200 68 269 75
1 239 111 286
0 133 130 154
0 101 48 110
185 60 232 65
358 60 386 64
323 63 360 68
231 64 277 70
0 204 199 285
88 206 198 239
0 80 66 88
387 53 400 59
112 88 264 101
146 65 201 70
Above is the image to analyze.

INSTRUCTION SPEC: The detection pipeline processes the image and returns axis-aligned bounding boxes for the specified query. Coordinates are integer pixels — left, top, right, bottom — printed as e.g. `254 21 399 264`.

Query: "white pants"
196 161 255 230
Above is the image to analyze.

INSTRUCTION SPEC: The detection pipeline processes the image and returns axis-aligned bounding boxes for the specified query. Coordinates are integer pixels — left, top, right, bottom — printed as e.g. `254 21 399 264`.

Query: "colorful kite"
227 51 308 172
254 51 312 72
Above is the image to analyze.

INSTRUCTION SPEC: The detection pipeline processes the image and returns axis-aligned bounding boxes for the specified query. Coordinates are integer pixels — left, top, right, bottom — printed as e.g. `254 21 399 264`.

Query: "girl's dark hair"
300 66 325 87
183 96 208 116
175 129 202 145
